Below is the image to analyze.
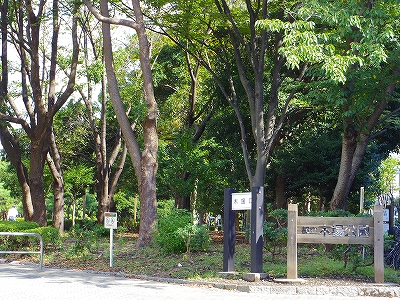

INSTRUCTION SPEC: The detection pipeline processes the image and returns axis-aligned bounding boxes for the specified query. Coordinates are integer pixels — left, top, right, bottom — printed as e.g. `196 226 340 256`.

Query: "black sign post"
223 188 236 272
250 186 264 273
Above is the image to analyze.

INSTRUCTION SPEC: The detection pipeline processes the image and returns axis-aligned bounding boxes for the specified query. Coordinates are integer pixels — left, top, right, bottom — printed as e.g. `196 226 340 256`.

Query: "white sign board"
104 212 118 229
232 192 252 210
383 209 389 222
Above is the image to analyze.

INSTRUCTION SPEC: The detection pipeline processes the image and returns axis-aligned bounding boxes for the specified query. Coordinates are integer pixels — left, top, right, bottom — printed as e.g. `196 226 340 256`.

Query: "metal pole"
110 228 114 268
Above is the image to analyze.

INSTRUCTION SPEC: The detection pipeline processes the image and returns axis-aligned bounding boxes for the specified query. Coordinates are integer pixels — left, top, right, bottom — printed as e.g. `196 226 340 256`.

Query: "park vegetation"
0 0 398 265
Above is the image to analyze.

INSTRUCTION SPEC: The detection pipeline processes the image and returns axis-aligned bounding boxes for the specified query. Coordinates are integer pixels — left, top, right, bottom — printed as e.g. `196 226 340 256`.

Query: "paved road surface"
0 263 396 300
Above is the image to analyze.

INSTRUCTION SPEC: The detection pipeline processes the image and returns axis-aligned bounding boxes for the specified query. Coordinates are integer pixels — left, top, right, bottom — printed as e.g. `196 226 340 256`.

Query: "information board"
104 212 118 229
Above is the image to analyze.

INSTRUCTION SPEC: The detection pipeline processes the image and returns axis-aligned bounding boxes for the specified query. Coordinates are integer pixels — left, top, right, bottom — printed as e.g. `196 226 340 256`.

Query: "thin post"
287 204 298 279
360 187 364 214
110 228 114 268
374 205 384 283
223 188 235 272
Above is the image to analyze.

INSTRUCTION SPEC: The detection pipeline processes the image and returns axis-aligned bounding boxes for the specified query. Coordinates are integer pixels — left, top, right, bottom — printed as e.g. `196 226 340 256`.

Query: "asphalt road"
0 263 396 300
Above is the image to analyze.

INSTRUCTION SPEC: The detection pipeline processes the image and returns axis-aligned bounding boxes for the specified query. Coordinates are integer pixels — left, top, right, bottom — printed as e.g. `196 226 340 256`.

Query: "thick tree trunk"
275 173 286 209
47 132 65 233
30 135 50 226
330 124 357 210
0 126 33 219
92 0 158 246
137 115 158 246
330 129 372 211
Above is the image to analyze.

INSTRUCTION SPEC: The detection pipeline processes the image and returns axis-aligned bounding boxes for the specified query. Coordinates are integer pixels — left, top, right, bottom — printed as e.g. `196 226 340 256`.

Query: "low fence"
287 204 384 283
0 232 43 270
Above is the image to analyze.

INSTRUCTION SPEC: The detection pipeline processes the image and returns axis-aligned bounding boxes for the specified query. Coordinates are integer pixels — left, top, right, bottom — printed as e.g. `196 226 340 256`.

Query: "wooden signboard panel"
287 204 384 283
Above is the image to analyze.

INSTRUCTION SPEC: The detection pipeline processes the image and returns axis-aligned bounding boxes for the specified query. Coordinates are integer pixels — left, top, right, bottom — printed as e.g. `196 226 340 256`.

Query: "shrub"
177 224 210 253
154 208 210 254
0 222 60 252
264 207 288 257
0 220 39 232
67 227 100 256
25 226 62 250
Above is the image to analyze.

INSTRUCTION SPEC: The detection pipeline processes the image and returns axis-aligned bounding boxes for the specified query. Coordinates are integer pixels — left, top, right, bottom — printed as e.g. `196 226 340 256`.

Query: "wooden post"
287 204 298 279
374 205 384 283
359 187 364 214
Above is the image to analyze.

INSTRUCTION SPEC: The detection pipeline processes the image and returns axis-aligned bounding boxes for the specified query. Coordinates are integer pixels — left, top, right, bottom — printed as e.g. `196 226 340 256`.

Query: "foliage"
158 130 231 214
66 220 108 257
153 208 210 254
113 191 140 232
330 244 374 272
263 206 288 257
0 222 60 252
177 223 210 253
0 220 39 232
268 121 342 209
24 226 62 250
377 155 400 196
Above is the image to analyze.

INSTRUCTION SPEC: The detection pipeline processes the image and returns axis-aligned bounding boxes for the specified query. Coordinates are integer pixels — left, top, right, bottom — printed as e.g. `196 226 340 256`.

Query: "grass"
15 231 398 285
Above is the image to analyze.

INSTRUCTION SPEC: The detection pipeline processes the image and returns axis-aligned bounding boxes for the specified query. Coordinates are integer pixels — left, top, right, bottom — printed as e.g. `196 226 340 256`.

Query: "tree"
287 0 400 210
0 0 79 226
148 0 310 192
76 12 128 224
84 0 158 245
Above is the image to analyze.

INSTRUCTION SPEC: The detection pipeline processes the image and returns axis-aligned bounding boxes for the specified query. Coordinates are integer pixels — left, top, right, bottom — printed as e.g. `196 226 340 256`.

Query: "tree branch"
83 0 139 29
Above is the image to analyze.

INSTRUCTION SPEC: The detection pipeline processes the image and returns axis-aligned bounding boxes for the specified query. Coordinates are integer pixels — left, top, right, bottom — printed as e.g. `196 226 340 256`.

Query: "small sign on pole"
104 212 117 267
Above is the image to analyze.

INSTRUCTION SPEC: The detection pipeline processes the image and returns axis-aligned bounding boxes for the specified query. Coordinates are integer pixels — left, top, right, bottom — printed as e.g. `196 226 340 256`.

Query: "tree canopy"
0 0 398 238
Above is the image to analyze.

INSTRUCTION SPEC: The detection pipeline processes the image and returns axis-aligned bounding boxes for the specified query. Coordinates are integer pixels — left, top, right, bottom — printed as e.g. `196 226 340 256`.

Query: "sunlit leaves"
85 60 105 84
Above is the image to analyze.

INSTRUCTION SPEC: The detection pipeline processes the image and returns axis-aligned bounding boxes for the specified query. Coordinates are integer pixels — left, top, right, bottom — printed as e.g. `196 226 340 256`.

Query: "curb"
102 271 400 298
3 263 400 298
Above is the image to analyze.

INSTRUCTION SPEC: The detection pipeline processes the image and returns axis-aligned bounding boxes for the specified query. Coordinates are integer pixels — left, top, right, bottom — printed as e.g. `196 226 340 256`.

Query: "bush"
67 223 106 256
0 222 61 252
25 226 62 250
154 208 210 254
74 218 109 237
264 207 288 257
177 224 210 253
0 220 39 232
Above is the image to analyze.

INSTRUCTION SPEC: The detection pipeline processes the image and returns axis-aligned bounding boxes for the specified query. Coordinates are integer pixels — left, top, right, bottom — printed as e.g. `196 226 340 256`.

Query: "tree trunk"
47 132 65 233
0 126 34 219
330 68 399 211
91 0 159 246
330 124 357 211
29 134 50 226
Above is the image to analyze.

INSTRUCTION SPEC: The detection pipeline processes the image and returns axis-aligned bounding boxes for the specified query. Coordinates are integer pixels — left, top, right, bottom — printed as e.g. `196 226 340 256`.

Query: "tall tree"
76 11 128 224
0 0 79 226
148 0 314 191
288 0 400 210
84 0 158 245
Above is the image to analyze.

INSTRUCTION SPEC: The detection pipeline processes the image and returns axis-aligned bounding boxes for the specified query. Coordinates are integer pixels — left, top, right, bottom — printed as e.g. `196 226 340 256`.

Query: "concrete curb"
3 263 400 298
99 271 400 298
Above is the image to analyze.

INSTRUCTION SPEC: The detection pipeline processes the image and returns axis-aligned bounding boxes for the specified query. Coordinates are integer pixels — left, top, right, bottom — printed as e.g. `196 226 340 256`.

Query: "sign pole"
110 227 114 267
250 186 264 273
104 212 117 268
223 188 236 272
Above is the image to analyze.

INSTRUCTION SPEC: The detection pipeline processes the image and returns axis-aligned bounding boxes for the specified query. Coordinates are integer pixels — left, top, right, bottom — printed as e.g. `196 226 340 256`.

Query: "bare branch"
83 0 139 29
